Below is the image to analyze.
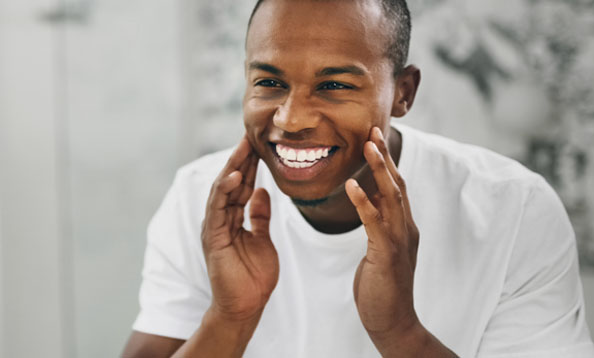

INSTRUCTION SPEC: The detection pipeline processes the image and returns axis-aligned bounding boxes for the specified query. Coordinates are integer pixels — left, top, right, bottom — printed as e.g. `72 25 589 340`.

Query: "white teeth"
282 158 317 168
287 149 297 160
296 150 307 161
275 144 334 169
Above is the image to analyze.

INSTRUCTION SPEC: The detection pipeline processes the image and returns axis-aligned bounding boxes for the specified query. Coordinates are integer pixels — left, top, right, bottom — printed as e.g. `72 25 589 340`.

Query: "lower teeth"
282 159 318 168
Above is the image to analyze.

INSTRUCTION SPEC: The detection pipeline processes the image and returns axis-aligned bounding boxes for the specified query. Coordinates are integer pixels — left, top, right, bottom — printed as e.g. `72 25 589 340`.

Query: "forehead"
246 0 390 69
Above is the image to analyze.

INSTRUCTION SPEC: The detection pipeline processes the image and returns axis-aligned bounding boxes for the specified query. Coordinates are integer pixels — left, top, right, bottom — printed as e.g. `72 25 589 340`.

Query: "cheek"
329 102 390 143
243 98 277 139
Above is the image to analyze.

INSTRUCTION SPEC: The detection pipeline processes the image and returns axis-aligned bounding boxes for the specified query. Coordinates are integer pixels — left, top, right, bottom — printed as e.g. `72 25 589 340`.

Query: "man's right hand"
123 138 278 358
166 137 280 358
201 136 279 322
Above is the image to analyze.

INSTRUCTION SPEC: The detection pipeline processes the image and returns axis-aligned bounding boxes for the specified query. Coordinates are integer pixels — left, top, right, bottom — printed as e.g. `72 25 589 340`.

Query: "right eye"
255 79 285 88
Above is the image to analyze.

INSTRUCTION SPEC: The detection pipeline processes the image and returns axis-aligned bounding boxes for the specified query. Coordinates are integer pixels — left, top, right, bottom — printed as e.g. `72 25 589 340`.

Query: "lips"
269 142 338 181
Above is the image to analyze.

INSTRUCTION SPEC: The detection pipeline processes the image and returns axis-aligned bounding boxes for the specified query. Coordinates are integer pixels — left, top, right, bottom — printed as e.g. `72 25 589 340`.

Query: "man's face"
243 0 398 201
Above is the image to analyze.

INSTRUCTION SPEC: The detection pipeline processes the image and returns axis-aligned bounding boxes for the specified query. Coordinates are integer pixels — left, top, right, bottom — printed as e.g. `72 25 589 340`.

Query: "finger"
206 136 251 224
218 136 252 180
236 153 260 205
371 127 413 221
205 171 243 232
345 179 387 242
229 205 245 237
244 153 259 189
363 141 402 219
249 188 271 238
346 179 394 264
229 153 251 201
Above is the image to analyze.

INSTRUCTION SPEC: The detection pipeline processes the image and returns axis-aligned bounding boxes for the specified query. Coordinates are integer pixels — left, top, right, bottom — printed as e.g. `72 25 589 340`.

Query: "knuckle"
411 225 420 242
370 210 383 224
213 178 224 192
407 224 420 246
369 151 386 167
217 176 229 189
394 190 403 204
397 176 407 191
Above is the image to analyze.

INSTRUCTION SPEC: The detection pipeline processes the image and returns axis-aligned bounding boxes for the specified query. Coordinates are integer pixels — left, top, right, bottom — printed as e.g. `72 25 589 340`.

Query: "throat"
295 192 363 234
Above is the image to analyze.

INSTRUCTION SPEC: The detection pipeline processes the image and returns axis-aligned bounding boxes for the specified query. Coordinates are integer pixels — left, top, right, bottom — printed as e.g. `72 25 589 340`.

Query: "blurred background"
1 0 593 357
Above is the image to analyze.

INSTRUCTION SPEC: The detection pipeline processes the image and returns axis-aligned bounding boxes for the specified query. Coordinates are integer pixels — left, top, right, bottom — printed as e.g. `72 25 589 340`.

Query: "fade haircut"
247 0 411 76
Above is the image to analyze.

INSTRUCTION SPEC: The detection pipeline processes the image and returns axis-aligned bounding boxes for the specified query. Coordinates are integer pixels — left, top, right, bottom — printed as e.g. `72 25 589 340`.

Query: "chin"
275 177 347 203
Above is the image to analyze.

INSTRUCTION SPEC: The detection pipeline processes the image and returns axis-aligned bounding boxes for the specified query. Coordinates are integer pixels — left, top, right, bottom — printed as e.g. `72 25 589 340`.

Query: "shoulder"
173 147 235 193
176 147 235 181
396 124 563 248
398 123 544 203
401 124 540 184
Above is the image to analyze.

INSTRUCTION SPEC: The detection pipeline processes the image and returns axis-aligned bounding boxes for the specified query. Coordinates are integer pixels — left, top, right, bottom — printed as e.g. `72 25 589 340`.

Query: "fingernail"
374 127 383 138
349 178 360 188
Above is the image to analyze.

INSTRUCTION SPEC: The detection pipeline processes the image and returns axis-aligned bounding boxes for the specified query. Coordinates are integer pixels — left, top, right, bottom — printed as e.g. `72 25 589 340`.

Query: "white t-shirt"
133 123 594 357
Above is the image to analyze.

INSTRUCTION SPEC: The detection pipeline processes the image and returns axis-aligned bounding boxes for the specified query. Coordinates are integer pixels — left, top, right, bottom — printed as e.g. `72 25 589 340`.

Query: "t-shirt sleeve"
132 170 212 340
476 177 594 358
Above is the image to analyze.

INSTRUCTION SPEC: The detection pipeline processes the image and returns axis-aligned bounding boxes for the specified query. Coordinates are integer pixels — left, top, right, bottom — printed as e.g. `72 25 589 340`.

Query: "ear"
391 65 421 118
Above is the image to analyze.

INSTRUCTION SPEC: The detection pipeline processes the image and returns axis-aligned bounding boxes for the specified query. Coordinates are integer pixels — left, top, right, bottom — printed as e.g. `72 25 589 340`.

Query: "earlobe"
391 65 421 118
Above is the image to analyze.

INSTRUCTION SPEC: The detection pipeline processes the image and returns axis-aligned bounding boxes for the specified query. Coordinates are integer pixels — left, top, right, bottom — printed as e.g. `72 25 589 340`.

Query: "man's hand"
346 127 457 357
172 137 279 358
202 136 280 322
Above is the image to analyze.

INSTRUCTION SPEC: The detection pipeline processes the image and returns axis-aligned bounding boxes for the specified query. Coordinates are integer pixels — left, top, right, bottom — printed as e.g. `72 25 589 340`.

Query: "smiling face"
243 0 401 201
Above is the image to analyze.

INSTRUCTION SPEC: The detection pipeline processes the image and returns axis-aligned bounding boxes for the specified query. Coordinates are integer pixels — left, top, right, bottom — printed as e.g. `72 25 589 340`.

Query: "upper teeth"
276 144 331 167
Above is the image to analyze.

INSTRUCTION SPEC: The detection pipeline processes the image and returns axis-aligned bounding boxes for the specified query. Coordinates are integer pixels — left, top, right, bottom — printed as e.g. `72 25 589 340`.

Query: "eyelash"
318 81 353 90
254 79 353 91
255 79 286 88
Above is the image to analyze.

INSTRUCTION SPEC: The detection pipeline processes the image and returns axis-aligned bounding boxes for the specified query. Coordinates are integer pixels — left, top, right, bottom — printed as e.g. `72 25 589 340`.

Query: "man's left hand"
346 127 457 357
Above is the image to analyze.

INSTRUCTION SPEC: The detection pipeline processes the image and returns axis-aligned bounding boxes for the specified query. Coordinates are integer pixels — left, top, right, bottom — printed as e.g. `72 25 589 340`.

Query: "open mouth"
270 143 339 169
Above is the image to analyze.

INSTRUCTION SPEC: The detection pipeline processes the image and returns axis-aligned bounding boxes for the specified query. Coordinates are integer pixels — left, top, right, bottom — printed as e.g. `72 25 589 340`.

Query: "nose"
273 90 321 133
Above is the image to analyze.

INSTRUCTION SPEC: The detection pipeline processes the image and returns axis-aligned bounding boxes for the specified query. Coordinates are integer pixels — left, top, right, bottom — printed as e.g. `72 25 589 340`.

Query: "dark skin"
123 0 459 357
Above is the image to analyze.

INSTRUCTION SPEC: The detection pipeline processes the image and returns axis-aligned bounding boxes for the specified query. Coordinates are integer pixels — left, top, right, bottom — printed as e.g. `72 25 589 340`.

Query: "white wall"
0 197 4 357
64 0 185 355
0 1 68 357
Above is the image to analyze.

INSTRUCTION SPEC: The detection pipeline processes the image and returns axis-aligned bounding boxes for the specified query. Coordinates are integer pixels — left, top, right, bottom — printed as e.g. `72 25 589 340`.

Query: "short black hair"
247 0 411 76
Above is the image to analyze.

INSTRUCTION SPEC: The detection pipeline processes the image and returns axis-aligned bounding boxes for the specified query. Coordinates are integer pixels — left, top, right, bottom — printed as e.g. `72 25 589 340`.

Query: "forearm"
370 322 459 358
171 307 261 358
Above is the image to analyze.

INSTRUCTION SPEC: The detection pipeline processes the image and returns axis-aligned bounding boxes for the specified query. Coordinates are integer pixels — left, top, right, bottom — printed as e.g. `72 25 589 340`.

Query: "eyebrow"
316 66 366 77
249 62 284 76
248 62 366 77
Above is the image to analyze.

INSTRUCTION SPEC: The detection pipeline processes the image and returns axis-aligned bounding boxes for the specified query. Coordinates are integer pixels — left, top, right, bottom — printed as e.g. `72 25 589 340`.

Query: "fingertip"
373 126 383 139
253 187 270 201
346 178 360 189
345 178 364 202
228 170 243 184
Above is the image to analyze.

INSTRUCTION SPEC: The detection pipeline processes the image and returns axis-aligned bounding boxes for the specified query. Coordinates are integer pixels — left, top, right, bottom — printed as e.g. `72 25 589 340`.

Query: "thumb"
249 188 271 238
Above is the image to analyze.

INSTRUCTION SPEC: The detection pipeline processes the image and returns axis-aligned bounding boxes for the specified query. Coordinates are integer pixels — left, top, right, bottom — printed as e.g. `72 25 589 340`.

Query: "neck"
295 127 403 234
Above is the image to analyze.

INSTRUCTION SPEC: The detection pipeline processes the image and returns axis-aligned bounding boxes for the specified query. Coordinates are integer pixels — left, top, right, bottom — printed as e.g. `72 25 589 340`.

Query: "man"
122 0 594 357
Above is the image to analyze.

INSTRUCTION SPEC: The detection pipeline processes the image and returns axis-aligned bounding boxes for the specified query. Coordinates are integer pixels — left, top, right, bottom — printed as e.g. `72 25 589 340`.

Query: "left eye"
319 81 352 90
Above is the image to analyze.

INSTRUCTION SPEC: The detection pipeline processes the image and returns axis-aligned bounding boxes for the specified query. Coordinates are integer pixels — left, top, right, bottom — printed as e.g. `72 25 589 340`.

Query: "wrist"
369 321 457 358
172 306 263 358
367 318 423 356
203 305 263 336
